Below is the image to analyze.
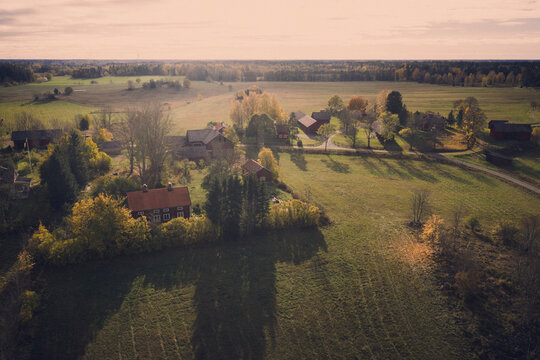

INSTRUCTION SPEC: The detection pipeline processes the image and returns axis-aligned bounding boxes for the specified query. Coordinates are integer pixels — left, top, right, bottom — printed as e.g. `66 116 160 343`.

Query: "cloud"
0 8 35 24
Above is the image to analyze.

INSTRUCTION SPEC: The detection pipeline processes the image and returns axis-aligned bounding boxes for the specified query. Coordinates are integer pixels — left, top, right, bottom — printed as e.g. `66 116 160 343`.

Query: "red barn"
11 129 63 150
489 121 532 141
127 184 191 224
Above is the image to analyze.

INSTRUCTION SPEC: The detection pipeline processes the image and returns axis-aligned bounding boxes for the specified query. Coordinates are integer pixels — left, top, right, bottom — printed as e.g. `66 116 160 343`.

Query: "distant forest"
1 60 540 87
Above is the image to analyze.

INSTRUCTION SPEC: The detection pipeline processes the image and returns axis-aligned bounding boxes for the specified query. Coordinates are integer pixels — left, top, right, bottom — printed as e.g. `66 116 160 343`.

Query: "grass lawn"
448 150 540 186
30 153 540 359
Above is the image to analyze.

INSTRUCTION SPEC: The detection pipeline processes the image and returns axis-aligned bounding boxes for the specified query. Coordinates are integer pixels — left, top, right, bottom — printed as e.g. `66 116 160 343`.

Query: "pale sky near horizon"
1 0 539 60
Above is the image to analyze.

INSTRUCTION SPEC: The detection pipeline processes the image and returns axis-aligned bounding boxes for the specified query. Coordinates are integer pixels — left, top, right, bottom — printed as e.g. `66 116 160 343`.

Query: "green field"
1 76 538 135
30 153 540 359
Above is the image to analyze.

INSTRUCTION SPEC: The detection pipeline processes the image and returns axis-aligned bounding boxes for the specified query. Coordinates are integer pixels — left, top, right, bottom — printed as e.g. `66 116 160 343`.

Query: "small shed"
99 141 122 155
275 124 290 140
242 159 273 181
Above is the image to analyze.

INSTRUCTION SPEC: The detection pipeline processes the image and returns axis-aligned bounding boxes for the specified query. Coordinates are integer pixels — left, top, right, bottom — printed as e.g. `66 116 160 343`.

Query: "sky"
0 0 539 60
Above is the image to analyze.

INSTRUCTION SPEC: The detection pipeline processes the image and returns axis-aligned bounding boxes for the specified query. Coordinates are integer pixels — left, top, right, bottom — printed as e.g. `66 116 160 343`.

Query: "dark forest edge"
1 60 540 87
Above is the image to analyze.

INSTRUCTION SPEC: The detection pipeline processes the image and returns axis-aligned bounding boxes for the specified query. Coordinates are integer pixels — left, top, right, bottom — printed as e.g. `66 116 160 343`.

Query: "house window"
177 206 183 210
153 215 161 223
163 208 169 213
177 211 184 218
153 209 160 214
137 211 144 216
163 213 170 221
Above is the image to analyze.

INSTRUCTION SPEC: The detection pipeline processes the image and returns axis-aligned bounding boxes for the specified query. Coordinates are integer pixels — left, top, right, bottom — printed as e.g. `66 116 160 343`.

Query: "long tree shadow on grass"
290 152 307 171
30 228 326 360
321 156 350 173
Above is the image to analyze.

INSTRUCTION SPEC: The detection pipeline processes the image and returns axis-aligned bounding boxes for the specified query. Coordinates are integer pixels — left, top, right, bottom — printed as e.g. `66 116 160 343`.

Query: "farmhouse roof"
165 136 187 147
242 159 265 174
295 111 317 129
127 186 191 212
99 141 121 149
311 110 331 122
186 129 220 144
11 129 63 141
492 122 532 133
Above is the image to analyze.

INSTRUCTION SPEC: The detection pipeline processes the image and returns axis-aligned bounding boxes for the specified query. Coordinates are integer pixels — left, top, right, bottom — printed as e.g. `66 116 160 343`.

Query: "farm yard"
26 153 540 359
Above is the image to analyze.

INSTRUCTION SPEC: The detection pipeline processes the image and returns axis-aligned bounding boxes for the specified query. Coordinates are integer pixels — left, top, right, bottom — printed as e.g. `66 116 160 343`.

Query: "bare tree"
361 106 377 149
135 103 171 186
411 189 430 226
118 109 140 174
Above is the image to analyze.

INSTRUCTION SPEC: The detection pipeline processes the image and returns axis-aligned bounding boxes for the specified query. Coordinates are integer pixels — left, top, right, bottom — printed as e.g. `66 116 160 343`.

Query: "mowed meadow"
30 153 540 359
1 76 538 136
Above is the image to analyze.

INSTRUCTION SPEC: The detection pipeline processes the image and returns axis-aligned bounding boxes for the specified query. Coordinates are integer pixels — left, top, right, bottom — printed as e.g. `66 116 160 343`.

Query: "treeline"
6 60 540 86
262 61 540 87
0 63 34 84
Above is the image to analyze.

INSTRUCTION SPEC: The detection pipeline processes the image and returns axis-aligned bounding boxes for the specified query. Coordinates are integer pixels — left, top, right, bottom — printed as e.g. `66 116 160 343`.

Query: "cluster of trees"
0 63 34 84
411 190 539 358
138 78 189 90
117 103 171 186
229 88 286 137
6 60 540 87
451 97 487 148
261 61 540 87
204 174 269 239
39 130 112 209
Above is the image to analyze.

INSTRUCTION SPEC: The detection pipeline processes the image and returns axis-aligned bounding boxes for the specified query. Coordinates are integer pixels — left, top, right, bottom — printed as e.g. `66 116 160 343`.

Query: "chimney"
143 184 148 192
168 182 173 191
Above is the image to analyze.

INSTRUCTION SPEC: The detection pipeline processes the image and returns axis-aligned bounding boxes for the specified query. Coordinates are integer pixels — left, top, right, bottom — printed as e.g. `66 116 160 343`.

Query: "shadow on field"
290 152 307 171
30 228 327 360
321 156 350 173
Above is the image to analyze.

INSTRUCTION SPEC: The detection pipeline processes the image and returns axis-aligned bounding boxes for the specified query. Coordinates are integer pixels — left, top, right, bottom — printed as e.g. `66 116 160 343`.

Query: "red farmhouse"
127 184 191 224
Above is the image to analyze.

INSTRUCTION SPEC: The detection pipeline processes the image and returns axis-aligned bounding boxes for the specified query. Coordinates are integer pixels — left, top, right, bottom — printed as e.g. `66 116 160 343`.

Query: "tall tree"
380 112 400 142
222 176 242 240
257 147 279 180
40 147 78 209
317 123 336 151
347 96 368 112
375 89 391 116
204 180 223 226
66 129 90 188
447 110 455 125
327 95 344 115
135 103 171 186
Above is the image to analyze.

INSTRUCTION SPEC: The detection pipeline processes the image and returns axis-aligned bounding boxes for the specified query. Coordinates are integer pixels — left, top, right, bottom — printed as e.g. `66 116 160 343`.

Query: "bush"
420 215 445 243
154 215 218 248
491 219 520 246
264 200 320 229
89 152 112 175
64 86 73 95
91 176 140 198
28 195 152 265
466 216 480 232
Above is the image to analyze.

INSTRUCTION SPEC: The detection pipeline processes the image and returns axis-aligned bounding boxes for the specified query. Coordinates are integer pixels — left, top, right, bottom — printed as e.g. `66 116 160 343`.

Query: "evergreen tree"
67 130 89 188
204 180 223 226
40 147 78 209
456 109 464 128
447 110 455 125
256 180 269 227
79 115 90 131
222 176 242 240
